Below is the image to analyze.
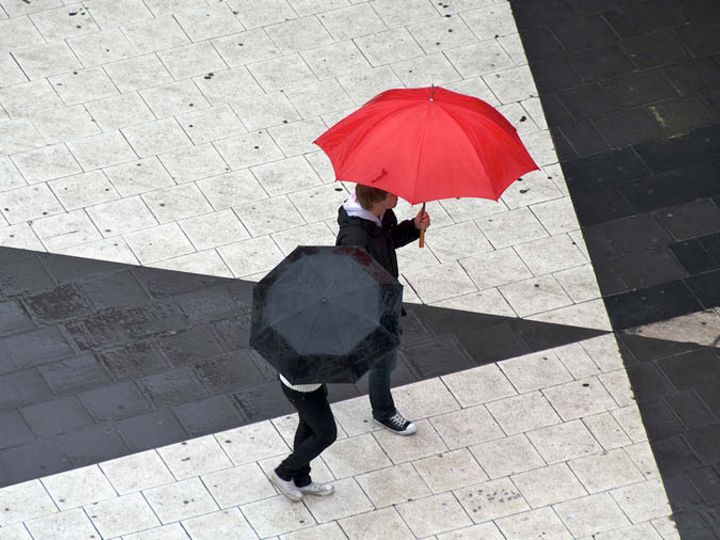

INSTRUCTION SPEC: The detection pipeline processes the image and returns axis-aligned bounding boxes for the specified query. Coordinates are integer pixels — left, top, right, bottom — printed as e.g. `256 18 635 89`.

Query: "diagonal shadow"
0 246 605 487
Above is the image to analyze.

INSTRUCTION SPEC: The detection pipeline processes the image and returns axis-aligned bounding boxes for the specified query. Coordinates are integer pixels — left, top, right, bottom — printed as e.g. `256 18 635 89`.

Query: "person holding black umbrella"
336 184 431 436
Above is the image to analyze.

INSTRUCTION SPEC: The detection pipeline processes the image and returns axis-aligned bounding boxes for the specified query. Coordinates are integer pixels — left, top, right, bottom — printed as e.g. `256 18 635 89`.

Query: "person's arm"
392 219 421 248
336 226 369 249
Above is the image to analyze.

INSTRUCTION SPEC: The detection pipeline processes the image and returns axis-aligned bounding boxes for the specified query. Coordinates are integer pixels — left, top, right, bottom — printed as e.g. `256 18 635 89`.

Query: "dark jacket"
335 206 420 279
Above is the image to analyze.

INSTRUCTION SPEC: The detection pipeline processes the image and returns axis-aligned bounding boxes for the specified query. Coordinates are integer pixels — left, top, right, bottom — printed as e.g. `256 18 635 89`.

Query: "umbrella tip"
430 84 435 101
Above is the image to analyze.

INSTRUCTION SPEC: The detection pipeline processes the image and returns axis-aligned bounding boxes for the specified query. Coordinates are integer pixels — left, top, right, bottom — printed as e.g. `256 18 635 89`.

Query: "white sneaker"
296 481 334 496
270 470 303 502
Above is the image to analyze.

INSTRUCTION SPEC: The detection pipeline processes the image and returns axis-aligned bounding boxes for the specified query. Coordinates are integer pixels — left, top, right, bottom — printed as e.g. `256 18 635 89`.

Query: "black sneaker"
375 412 417 436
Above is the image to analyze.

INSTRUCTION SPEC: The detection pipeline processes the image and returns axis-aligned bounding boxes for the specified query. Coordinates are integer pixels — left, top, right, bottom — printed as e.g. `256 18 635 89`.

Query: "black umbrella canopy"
250 245 403 384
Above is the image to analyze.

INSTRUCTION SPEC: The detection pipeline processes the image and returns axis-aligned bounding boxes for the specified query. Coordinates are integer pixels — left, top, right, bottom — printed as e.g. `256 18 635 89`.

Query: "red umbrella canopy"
314 86 540 205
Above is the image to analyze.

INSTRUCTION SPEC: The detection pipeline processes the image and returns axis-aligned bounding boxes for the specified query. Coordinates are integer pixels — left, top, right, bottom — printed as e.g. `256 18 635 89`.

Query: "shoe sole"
269 473 302 502
299 488 334 497
374 418 417 436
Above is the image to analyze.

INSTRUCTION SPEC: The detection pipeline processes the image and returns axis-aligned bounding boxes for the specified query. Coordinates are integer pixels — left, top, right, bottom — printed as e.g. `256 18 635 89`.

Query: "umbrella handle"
419 202 426 248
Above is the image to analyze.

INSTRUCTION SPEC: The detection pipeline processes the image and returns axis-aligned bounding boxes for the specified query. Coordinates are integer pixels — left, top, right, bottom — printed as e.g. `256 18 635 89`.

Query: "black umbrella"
250 245 403 384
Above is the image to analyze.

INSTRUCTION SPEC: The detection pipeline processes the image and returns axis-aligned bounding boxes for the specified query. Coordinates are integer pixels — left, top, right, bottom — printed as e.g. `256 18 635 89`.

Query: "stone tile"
528 298 612 332
445 40 514 79
484 64 537 104
287 183 348 224
579 335 625 373
424 222 492 263
196 169 267 210
241 495 315 538
86 196 158 237
85 492 159 539
374 419 448 464
553 263 602 303
122 14 190 53
268 117 328 156
0 523 33 540
355 28 425 66
430 405 504 450
499 351 573 393
202 462 275 508
335 64 402 105
160 144 228 184
0 53 26 87
610 479 672 524
11 144 81 184
0 182 64 224
67 28 136 67
0 16 44 49
397 492 473 537
100 450 174 494
122 118 192 158
50 67 117 106
58 236 139 264
598 522 664 540
442 363 517 408
598 369 636 409
158 41 227 80
514 234 587 276
404 262 478 304
180 209 249 250
0 119 46 155
555 492 631 537
414 448 488 493
174 4 244 42
459 247 532 290
194 64 265 105
31 210 102 250
408 16 476 54
141 80 210 118
470 434 545 479
153 249 233 277
495 507 572 540
569 448 644 494
182 508 257 540
211 28 280 68
84 0 152 28
157 435 232 480
215 420 289 465
338 507 413 540
477 207 548 249
143 477 217 524
499 274 574 317
104 54 174 92
142 183 212 223
24 508 97 540
42 465 116 510
527 419 603 464
543 376 619 421
103 157 175 197
0 157 26 192
231 0 297 30
229 90 300 131
431 288 517 317
233 195 304 236
624 442 661 480
214 130 285 170
123 522 190 540
486 391 561 435
393 52 462 87
247 53 317 92
32 105 100 144
251 156 322 197
583 412 631 451
436 523 506 540
0 480 57 527
355 462 430 508
512 463 587 508
531 198 579 237
303 477 373 523
300 40 370 80
217 235 285 277
49 170 119 211
454 477 530 524
176 105 246 145
272 222 336 254
265 16 333 54
85 92 155 131
67 130 138 170
395 243 441 273
322 433 391 478
392 377 461 420
124 222 195 264
0 79 62 118
462 2 516 38
11 42 81 79
612 405 648 444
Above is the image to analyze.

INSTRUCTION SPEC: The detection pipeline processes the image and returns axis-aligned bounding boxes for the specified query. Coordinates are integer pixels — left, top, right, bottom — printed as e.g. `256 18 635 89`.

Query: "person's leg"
368 350 397 421
275 385 337 488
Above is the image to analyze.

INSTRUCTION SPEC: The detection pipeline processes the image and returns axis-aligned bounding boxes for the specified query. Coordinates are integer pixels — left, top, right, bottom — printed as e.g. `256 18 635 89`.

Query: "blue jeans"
368 350 397 421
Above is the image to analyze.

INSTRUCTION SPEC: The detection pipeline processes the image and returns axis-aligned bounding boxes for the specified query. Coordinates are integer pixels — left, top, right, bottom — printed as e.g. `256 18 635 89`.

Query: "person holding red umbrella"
336 184 431 435
316 84 538 435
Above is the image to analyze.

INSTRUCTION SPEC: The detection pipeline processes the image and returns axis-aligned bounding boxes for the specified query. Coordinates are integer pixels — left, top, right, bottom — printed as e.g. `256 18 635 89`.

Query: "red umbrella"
314 85 539 245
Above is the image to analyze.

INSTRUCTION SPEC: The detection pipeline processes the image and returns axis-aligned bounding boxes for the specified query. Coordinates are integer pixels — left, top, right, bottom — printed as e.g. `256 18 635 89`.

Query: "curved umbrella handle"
419 202 426 248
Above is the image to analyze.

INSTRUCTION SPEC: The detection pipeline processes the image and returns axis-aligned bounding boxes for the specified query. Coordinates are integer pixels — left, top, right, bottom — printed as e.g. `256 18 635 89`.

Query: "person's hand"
414 208 431 230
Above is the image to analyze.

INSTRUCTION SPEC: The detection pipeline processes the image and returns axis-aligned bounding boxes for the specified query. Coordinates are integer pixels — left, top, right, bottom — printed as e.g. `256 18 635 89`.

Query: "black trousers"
275 383 337 487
